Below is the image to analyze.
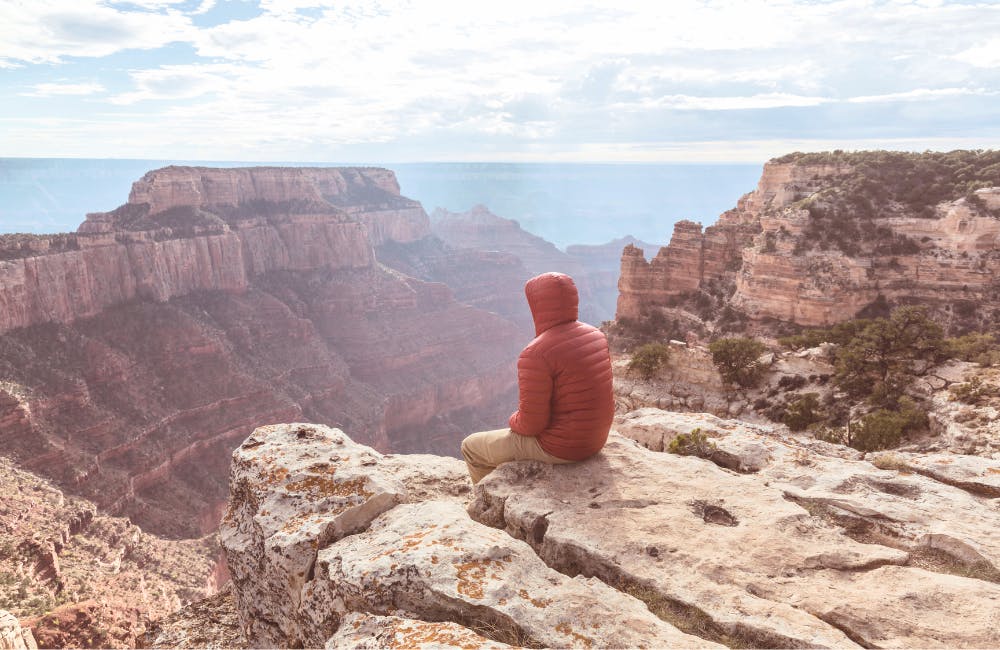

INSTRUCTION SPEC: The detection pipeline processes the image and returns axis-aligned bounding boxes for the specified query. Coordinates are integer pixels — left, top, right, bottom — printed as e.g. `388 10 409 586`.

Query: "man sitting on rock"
461 272 614 484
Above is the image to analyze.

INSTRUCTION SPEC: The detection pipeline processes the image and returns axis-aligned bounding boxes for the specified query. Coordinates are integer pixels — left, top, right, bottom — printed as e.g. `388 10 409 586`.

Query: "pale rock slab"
470 432 1000 648
326 613 510 649
0 612 36 650
617 409 1000 575
303 500 714 650
867 451 1000 497
219 423 406 647
378 453 472 505
790 567 1000 648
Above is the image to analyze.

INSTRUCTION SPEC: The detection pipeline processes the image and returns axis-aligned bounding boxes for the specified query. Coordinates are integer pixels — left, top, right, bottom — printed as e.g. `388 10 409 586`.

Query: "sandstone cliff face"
616 212 758 321
0 167 520 539
566 235 660 321
617 157 1000 329
219 421 1000 649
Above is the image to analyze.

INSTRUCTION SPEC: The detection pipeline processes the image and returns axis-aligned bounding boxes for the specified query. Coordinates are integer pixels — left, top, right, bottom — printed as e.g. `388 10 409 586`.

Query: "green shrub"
667 428 717 458
850 410 909 452
709 337 768 388
950 376 998 405
627 342 671 380
833 306 944 407
783 393 824 431
945 333 1000 366
848 399 928 452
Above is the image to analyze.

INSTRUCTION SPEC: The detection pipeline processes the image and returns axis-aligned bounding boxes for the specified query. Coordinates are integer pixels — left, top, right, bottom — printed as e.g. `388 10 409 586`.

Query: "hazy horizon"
0 158 763 247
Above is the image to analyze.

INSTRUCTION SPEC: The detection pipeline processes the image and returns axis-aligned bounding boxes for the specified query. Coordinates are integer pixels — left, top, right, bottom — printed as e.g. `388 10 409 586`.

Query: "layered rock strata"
566 235 660 320
0 167 521 537
223 420 1000 649
617 211 759 321
617 157 1000 328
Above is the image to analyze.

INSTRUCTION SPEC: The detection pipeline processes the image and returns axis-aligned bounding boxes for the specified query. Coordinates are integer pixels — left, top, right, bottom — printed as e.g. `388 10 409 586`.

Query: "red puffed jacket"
508 272 614 460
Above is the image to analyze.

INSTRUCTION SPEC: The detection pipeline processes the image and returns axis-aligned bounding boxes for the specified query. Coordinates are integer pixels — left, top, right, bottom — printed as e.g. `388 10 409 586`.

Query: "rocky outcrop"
142 585 244 649
222 420 1000 649
616 213 758 321
1 166 434 336
0 167 522 538
0 612 36 650
220 423 712 649
616 155 1000 329
566 235 660 321
613 342 734 417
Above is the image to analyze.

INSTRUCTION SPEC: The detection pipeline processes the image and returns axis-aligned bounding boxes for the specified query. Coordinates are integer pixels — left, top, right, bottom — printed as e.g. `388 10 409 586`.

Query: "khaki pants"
460 428 574 485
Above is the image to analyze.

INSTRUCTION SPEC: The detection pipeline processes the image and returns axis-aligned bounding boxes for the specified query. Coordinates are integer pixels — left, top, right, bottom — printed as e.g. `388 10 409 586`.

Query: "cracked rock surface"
221 423 709 648
223 419 1000 648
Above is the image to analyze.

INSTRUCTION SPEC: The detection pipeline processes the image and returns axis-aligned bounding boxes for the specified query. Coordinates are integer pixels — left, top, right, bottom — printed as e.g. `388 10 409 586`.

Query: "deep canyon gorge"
3 152 1000 649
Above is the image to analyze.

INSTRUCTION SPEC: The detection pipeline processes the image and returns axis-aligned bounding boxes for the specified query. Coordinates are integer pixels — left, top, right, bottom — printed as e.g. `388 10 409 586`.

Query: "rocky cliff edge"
215 419 1000 649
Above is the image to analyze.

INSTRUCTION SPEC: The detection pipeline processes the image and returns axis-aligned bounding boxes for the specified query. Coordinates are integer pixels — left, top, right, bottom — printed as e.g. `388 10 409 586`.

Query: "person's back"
462 272 614 483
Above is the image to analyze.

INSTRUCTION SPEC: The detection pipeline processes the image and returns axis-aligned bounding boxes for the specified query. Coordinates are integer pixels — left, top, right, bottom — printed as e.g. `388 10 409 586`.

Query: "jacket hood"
525 272 579 336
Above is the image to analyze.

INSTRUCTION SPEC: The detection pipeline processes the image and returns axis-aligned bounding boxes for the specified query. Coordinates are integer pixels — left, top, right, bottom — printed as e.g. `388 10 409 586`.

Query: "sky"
2 0 1000 162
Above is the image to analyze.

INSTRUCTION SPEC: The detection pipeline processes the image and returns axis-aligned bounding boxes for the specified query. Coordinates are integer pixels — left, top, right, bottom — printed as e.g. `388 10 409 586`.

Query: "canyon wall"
0 167 520 538
617 155 1000 329
430 205 617 323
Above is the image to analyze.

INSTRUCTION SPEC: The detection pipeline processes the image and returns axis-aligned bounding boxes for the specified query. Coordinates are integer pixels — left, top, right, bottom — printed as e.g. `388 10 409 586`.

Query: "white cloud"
4 0 1000 159
953 38 1000 68
109 64 238 104
848 87 1000 103
623 93 830 112
0 0 195 66
23 82 106 97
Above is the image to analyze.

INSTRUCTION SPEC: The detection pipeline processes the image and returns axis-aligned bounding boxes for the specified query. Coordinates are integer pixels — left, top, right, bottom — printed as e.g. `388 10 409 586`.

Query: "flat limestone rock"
766 450 1000 573
470 433 1000 648
219 423 406 647
793 567 1000 648
616 407 780 472
619 408 1000 574
326 613 510 649
868 450 1000 497
303 501 715 650
379 453 473 505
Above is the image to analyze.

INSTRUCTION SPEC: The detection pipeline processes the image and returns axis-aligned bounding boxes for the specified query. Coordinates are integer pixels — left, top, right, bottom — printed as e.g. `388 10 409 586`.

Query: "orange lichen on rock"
555 622 595 648
518 589 550 608
284 475 371 499
388 619 493 650
261 466 290 486
454 559 505 600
